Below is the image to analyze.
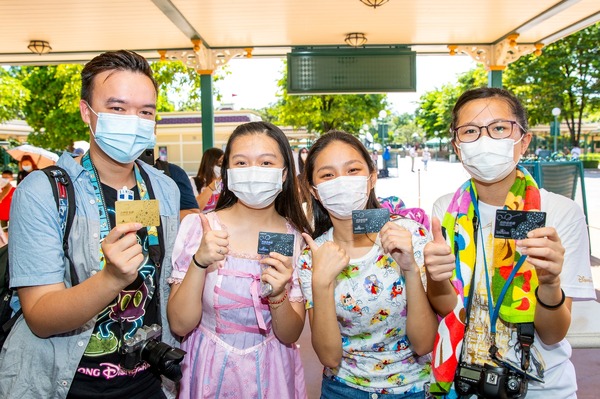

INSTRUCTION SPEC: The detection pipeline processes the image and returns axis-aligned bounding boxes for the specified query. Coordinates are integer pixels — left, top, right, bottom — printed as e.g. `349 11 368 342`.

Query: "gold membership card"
115 199 161 227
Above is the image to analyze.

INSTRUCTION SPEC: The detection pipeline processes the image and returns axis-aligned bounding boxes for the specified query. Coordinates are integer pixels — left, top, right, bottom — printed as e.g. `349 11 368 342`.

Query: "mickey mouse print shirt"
298 216 432 395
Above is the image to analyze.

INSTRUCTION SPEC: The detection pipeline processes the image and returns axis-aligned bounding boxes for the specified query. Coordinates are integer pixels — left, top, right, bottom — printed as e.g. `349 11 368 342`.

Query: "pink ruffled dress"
169 212 307 399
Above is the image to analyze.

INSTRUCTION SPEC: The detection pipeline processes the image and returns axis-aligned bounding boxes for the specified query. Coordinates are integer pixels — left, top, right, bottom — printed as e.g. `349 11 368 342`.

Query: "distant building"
0 120 32 142
156 110 315 174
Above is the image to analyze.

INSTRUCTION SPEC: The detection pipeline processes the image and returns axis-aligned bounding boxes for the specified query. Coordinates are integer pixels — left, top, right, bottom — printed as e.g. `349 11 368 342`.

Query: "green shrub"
581 153 600 169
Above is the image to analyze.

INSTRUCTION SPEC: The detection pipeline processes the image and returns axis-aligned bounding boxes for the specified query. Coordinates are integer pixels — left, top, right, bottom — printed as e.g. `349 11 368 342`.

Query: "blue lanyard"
465 184 527 334
82 152 159 268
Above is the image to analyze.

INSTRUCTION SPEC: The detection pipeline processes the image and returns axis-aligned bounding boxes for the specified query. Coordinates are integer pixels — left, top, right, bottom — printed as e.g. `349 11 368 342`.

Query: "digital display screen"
460 367 482 381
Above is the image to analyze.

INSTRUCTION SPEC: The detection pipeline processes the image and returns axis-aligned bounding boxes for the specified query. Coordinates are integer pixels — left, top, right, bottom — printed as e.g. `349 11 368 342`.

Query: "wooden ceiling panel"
0 0 598 65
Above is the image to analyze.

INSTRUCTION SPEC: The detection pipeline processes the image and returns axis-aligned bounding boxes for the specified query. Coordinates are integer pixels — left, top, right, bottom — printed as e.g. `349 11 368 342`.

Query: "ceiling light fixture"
27 40 52 55
360 0 390 9
345 32 368 47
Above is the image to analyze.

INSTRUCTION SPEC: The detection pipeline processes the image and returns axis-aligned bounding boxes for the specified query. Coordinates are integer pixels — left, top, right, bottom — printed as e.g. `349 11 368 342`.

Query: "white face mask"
213 165 222 178
0 178 9 188
22 165 32 172
315 176 369 220
87 103 156 164
227 166 283 209
458 136 523 183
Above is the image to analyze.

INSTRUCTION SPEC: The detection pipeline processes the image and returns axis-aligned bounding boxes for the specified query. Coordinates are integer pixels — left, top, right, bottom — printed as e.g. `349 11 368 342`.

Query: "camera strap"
516 322 534 371
458 189 533 375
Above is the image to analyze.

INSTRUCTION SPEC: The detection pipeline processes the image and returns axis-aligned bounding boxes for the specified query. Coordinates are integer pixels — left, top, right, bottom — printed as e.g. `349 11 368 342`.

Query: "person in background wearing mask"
0 170 15 234
0 50 180 399
425 88 595 398
298 131 436 398
297 147 309 176
168 121 312 398
190 147 224 213
16 155 38 185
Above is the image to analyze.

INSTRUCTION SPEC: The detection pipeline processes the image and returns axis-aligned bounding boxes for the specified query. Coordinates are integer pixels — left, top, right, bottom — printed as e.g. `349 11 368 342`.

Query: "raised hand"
423 217 455 281
193 213 229 268
516 227 564 286
379 222 418 272
102 222 144 286
260 252 293 299
301 232 349 288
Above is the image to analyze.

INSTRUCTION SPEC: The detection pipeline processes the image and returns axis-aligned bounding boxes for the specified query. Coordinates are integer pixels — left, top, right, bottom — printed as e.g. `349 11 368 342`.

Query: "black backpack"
0 165 77 349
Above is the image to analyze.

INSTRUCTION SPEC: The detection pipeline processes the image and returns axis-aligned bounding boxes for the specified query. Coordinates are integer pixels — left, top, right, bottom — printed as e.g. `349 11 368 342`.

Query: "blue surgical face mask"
86 102 156 164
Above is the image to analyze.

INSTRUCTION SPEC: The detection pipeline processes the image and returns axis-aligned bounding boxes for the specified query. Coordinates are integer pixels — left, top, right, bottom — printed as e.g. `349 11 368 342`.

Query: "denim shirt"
0 153 180 399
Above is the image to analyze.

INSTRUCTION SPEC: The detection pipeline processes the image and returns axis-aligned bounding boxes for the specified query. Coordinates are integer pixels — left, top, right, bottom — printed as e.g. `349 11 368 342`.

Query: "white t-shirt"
298 217 432 395
433 189 595 398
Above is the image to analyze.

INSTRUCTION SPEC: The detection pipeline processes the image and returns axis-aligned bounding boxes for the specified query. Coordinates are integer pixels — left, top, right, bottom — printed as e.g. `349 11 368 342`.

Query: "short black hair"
81 50 157 105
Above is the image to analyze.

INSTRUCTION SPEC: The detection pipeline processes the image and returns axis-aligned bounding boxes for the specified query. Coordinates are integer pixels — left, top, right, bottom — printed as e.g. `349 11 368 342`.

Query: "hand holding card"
257 232 295 297
352 208 390 234
494 210 546 240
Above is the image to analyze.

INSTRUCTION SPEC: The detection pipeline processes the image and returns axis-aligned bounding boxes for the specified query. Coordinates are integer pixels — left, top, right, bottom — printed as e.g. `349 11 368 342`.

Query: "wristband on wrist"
192 254 209 269
535 286 565 309
268 290 288 308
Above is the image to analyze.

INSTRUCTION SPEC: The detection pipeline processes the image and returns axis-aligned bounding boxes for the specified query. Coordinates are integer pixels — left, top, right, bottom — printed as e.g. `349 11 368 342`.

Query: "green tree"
18 65 87 151
504 23 600 146
12 60 226 151
415 66 487 140
267 67 388 135
151 60 228 111
0 68 30 123
388 113 423 145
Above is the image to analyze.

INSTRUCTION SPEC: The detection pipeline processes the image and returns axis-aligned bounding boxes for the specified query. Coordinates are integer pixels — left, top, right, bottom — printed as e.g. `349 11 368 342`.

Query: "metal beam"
151 0 205 44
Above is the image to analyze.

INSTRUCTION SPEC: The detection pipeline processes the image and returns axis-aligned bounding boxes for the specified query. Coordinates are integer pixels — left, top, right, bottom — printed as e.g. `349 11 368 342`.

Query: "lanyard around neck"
82 152 159 268
467 184 527 335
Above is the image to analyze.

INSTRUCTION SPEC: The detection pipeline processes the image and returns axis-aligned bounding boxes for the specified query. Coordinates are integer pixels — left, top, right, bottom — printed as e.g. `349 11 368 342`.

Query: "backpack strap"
41 165 79 286
1 166 78 343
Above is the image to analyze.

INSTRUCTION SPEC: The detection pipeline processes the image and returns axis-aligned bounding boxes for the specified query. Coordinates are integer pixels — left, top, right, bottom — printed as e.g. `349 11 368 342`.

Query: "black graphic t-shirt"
68 176 162 399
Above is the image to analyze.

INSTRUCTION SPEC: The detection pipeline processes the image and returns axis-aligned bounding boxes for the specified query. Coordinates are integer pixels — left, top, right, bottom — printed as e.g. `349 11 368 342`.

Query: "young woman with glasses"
424 88 594 398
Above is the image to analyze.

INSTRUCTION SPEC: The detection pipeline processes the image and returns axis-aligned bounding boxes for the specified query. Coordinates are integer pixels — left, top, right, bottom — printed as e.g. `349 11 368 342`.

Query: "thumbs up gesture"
302 233 350 288
193 213 229 268
423 217 455 281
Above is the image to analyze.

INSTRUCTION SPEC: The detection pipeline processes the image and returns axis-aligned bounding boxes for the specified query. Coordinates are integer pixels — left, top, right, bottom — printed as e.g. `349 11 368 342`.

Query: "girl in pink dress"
168 121 312 399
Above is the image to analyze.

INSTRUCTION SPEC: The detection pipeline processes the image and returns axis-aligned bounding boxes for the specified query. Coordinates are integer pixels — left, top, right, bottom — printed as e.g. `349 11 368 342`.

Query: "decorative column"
159 40 252 151
448 34 544 88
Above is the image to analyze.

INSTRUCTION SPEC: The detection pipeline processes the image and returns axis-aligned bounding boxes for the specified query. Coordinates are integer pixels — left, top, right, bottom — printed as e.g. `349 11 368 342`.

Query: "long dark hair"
193 147 223 191
303 130 380 238
216 121 312 235
297 147 309 175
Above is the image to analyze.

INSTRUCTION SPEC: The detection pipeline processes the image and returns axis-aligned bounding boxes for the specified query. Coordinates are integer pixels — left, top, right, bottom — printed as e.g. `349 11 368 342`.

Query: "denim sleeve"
8 171 66 288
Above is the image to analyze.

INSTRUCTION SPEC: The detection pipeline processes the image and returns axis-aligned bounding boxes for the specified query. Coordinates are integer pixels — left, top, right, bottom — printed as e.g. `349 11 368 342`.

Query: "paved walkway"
298 157 600 398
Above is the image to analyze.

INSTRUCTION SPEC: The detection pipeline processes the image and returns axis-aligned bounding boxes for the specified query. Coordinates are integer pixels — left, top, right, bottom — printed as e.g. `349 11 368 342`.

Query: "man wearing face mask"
424 88 594 398
0 51 180 399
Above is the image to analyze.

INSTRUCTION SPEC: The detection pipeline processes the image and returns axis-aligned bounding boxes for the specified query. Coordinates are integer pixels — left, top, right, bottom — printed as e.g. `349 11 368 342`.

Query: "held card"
352 208 390 234
257 232 295 257
493 209 546 240
115 199 161 227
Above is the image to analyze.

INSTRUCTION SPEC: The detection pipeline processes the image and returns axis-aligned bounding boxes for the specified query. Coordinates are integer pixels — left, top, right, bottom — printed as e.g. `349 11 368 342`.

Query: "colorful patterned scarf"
430 165 541 396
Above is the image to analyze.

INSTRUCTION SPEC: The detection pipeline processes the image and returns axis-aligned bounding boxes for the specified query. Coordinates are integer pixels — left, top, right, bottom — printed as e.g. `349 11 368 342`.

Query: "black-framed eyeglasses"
452 120 525 143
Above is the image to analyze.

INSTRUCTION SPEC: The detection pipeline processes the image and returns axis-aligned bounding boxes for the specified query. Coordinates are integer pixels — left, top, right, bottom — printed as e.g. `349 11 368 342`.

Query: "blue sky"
214 55 477 114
